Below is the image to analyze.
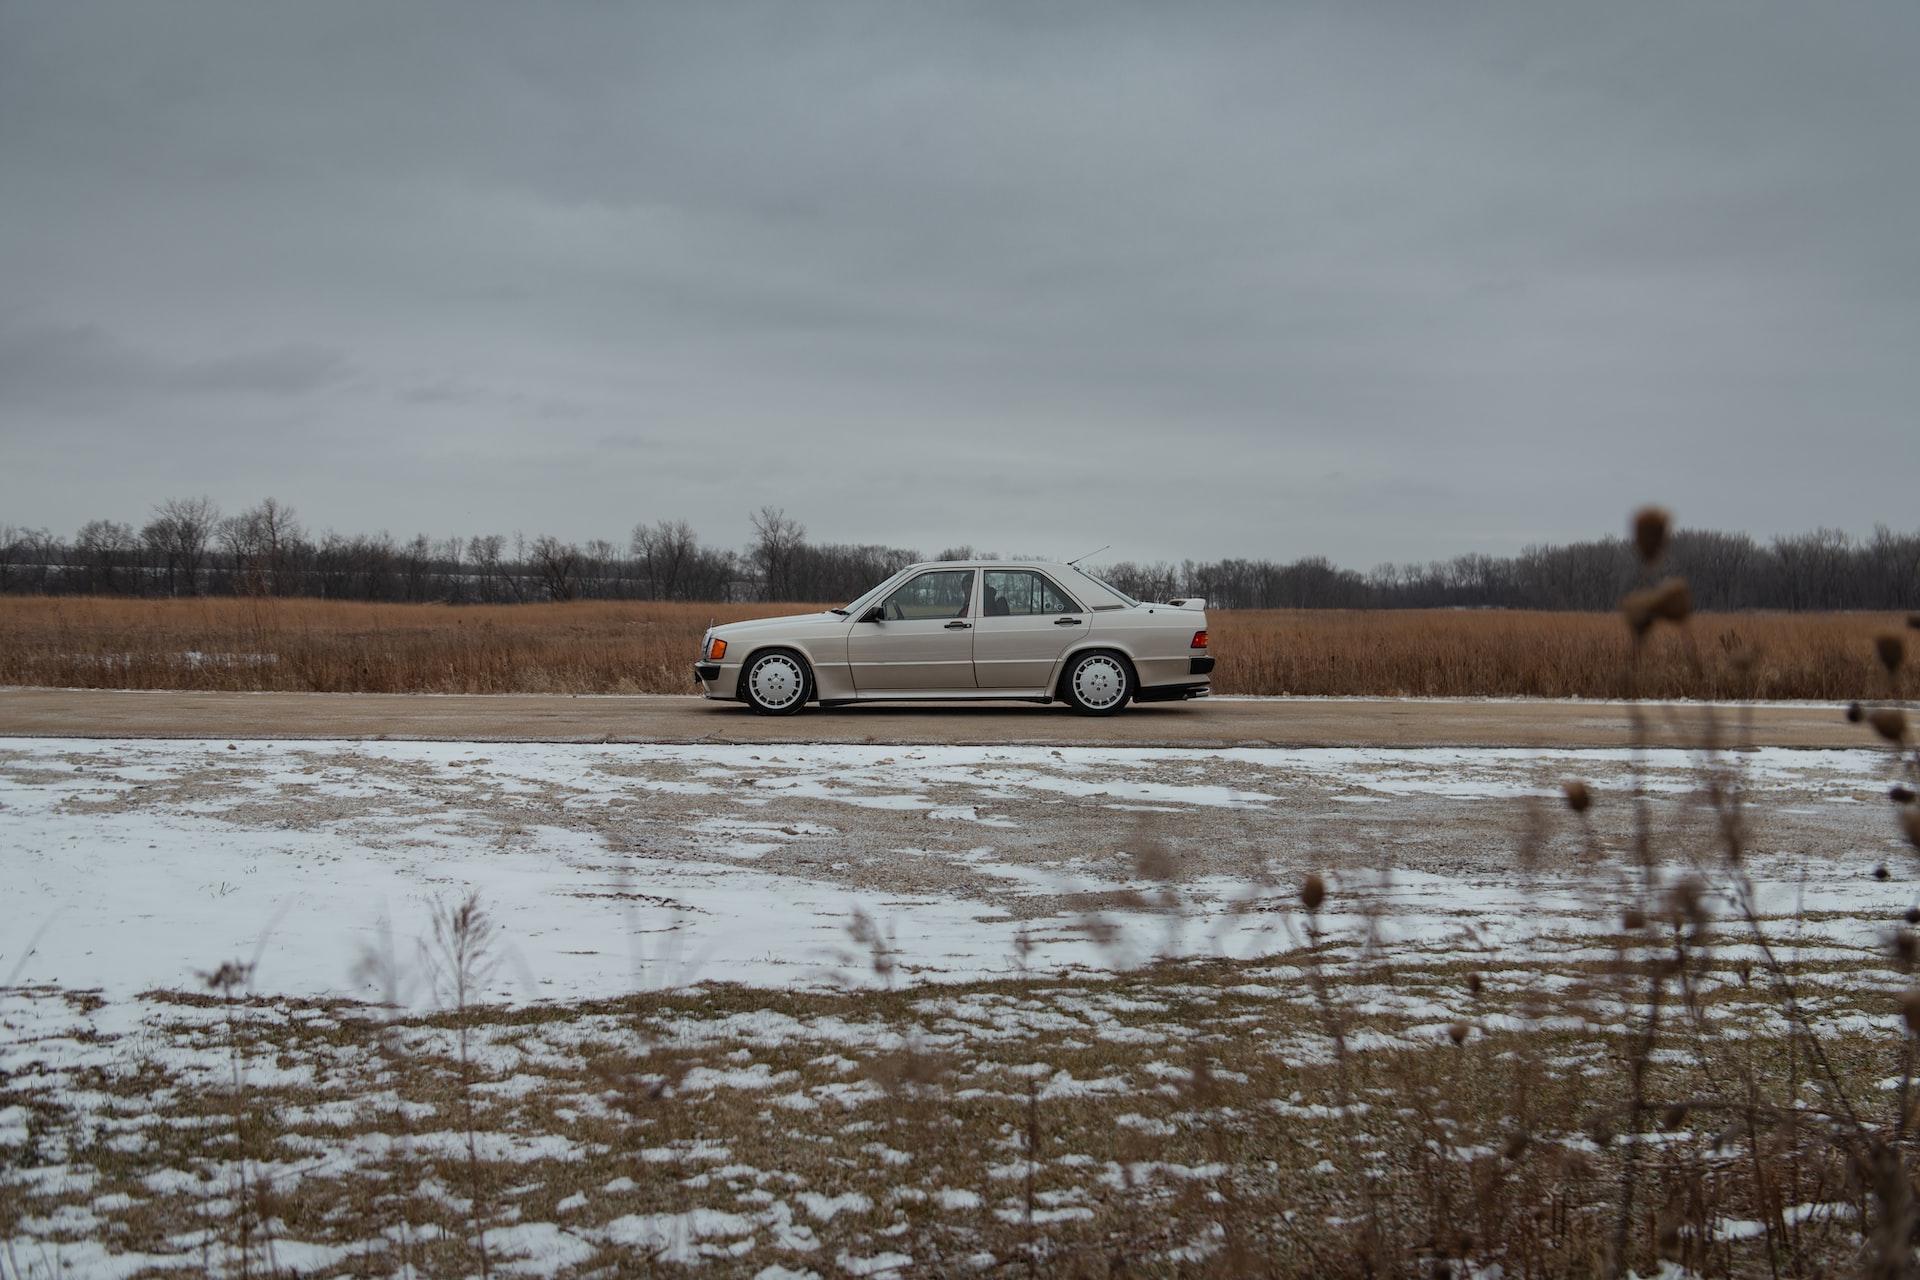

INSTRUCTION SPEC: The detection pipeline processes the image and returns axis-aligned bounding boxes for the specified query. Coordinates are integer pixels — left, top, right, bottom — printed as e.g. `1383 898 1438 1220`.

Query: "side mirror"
860 605 886 623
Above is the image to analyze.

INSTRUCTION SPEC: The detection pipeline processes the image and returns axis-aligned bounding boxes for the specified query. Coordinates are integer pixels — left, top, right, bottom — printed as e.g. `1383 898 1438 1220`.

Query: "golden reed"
0 595 1909 700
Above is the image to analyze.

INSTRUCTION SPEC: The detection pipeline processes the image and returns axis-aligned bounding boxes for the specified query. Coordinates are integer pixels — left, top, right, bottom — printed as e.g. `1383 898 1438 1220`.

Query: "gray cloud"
2 1 1916 565
0 323 346 402
174 345 346 395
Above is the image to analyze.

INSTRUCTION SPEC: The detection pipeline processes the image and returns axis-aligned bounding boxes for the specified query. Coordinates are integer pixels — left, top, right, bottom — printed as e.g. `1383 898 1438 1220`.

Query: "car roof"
902 559 1071 570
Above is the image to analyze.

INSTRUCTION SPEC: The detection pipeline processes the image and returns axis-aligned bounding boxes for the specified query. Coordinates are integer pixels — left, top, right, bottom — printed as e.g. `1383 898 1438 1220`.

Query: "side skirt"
818 694 1055 707
1132 683 1211 704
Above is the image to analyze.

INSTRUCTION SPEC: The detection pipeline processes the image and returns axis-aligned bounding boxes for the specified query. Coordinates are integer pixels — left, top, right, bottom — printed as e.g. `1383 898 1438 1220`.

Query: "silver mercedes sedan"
693 561 1212 715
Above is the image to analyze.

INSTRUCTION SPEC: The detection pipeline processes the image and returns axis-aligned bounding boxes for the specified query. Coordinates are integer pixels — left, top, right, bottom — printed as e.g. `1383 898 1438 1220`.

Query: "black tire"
1060 649 1134 715
740 648 812 716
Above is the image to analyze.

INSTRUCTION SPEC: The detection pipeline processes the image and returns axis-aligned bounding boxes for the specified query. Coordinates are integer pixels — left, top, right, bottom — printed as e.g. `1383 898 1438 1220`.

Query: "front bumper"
694 662 735 699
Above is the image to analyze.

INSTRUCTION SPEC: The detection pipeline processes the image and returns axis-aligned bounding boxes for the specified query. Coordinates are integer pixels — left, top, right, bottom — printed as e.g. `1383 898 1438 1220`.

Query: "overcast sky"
2 2 1914 568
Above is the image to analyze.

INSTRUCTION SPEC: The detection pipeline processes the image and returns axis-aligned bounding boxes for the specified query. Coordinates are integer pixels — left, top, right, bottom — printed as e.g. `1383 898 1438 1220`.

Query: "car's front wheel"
1061 650 1134 715
741 649 812 716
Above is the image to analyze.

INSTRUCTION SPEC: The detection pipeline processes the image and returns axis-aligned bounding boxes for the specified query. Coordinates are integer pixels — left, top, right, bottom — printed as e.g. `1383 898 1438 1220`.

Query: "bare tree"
75 519 139 594
749 507 806 601
16 528 63 593
142 496 220 597
579 538 619 598
0 525 22 593
631 519 703 601
528 535 580 602
219 498 305 597
465 534 513 602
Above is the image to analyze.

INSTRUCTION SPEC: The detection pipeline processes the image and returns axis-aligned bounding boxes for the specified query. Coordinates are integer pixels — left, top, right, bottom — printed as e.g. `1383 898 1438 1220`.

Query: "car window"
881 569 975 620
981 570 1080 617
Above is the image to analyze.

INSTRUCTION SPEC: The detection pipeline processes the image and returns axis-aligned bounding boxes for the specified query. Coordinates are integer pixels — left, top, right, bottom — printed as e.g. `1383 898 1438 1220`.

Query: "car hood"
708 611 846 640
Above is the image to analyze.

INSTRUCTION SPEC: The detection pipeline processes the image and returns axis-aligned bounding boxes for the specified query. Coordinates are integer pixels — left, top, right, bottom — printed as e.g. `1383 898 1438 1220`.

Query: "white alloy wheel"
743 650 809 715
1064 651 1132 715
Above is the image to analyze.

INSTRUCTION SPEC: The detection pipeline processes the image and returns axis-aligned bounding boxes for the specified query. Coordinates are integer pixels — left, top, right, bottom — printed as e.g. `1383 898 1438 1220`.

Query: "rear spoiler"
1165 598 1207 611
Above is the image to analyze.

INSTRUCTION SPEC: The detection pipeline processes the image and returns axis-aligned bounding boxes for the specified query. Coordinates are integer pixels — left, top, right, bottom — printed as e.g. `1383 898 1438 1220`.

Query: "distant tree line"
1097 527 1920 611
3 497 1917 611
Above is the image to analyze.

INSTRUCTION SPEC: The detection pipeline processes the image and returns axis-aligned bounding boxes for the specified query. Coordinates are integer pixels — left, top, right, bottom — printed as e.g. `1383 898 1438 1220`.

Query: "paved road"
0 687 1865 748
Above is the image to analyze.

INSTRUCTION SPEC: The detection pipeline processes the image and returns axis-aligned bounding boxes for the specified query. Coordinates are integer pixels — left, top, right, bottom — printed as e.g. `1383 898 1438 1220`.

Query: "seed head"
1622 907 1647 931
1649 578 1692 624
1447 1020 1470 1045
1621 592 1656 638
1909 614 1920 631
1501 1131 1530 1161
1847 702 1865 724
1893 785 1917 805
1660 1103 1689 1130
1868 707 1910 744
1300 872 1326 913
1899 987 1920 1038
1906 906 1920 926
1877 634 1907 674
1875 864 1891 882
1665 874 1710 929
1632 507 1671 565
1903 808 1920 853
1467 971 1483 997
1563 780 1592 814
1619 578 1691 635
1892 929 1918 969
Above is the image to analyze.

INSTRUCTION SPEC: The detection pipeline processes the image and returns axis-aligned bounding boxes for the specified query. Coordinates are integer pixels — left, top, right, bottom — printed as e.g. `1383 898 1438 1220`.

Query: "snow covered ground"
3 734 1915 1275
2 737 1910 1013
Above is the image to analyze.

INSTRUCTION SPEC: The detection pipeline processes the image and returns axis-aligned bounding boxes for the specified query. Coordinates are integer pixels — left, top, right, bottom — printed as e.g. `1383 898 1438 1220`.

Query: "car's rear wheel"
1061 650 1133 715
741 649 811 715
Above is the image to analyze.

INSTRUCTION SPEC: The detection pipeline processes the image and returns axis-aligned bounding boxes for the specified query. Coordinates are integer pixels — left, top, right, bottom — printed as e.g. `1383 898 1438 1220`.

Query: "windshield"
1076 569 1140 607
840 567 917 617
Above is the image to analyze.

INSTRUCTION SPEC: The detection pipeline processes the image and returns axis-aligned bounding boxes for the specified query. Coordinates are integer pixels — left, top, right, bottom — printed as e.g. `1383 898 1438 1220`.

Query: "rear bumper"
1189 656 1215 676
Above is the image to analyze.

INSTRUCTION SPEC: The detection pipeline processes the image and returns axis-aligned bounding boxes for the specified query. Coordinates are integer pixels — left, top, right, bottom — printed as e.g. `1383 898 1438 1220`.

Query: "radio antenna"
1066 544 1110 567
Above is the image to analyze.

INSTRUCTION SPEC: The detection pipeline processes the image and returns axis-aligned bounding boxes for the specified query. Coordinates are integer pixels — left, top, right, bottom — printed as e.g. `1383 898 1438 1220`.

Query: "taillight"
1190 630 1208 649
707 638 728 661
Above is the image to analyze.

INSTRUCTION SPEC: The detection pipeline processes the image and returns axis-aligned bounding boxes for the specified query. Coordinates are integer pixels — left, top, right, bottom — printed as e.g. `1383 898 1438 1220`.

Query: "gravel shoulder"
0 687 1863 748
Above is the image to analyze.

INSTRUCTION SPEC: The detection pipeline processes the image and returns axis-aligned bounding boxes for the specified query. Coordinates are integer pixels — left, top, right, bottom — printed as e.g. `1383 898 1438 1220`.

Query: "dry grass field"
0 596 1910 700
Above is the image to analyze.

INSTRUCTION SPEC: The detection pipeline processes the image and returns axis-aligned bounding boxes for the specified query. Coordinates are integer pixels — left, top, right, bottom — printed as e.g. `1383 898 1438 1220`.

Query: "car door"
971 569 1087 692
846 568 979 692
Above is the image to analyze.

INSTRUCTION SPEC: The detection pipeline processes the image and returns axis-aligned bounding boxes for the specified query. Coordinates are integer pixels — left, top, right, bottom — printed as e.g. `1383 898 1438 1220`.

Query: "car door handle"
1054 617 1082 626
945 620 972 630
